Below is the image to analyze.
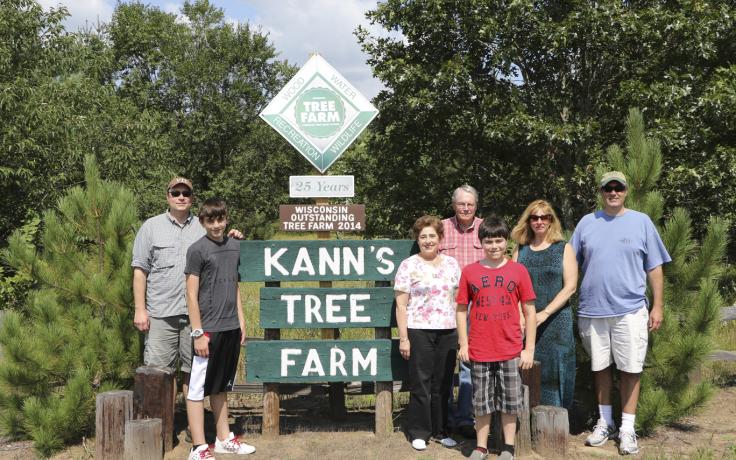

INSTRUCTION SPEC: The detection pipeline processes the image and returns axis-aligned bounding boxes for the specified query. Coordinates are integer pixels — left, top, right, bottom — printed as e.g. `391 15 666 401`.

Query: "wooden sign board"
279 204 365 232
260 287 396 328
239 240 417 282
246 339 407 383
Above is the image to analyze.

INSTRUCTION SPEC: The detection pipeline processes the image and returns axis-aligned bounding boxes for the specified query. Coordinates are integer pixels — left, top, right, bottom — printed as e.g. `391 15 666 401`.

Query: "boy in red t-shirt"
456 216 537 460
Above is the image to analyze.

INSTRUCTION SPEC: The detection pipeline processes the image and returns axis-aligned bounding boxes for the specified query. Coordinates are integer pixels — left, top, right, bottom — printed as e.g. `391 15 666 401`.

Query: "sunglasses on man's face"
602 184 626 193
529 214 552 222
168 190 192 198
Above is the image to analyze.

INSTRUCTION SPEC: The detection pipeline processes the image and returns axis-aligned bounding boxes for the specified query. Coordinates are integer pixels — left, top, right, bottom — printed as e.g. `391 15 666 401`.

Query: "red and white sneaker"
188 444 215 460
214 432 256 455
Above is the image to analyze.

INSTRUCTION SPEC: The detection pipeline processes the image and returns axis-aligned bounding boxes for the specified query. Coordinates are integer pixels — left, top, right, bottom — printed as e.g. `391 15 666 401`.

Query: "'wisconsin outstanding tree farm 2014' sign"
279 204 365 232
241 240 416 382
259 54 378 173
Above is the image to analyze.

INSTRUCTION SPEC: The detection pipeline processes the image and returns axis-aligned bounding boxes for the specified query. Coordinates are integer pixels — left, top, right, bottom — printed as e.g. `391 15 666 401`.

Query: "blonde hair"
511 199 564 245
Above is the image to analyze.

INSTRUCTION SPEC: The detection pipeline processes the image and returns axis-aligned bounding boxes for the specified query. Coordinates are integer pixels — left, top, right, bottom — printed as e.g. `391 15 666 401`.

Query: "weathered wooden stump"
520 360 541 409
124 418 162 460
531 405 569 458
95 390 133 460
516 384 532 456
133 366 175 452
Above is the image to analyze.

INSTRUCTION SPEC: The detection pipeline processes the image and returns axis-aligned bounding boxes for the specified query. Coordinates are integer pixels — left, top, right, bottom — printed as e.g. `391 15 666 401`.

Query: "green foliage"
0 215 39 310
601 109 730 434
0 0 303 244
355 1 736 245
0 156 139 456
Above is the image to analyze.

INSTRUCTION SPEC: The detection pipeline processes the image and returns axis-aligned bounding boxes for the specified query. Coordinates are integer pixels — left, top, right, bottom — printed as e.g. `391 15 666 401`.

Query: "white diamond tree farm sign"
260 54 378 173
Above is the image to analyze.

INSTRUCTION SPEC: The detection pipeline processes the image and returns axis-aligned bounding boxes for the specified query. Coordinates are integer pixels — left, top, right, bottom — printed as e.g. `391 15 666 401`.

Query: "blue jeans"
448 307 473 427
447 359 474 427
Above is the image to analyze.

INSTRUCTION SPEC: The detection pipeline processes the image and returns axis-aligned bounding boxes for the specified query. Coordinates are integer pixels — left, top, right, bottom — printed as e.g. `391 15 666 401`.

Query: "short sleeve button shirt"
131 212 205 318
393 254 461 329
440 216 485 269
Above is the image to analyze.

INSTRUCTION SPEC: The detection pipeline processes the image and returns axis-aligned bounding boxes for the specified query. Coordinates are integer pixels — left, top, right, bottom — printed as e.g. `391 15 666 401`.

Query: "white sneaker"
214 432 256 455
618 429 640 455
585 418 617 447
189 444 214 460
411 439 427 450
439 436 458 447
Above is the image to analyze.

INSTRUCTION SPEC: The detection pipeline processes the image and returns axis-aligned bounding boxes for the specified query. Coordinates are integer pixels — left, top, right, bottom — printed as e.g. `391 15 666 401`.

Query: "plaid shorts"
471 358 522 416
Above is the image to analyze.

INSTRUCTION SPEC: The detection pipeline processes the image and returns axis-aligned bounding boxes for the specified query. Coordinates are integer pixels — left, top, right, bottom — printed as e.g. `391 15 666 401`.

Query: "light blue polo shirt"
571 209 671 318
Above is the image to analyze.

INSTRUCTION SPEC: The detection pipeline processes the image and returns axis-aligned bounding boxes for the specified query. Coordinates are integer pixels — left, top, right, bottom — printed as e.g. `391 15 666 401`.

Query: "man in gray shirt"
132 177 241 397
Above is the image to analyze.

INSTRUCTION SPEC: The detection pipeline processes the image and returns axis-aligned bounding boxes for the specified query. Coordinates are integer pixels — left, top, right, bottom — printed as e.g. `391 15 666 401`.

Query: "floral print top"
393 254 461 329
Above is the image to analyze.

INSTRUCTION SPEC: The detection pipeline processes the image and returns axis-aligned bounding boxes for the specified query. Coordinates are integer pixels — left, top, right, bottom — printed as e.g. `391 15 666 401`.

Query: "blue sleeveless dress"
518 241 575 409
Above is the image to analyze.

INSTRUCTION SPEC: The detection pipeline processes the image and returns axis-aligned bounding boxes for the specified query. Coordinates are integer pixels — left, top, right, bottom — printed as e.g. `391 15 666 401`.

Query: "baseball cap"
167 177 193 191
600 171 627 188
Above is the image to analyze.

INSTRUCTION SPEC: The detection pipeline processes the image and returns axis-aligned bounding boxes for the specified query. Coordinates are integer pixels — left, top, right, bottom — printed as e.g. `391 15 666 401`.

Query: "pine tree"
0 155 140 456
599 108 730 434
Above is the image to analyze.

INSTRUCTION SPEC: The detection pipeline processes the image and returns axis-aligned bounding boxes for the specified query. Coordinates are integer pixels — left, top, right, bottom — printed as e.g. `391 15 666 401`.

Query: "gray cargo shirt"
131 212 204 318
184 236 241 332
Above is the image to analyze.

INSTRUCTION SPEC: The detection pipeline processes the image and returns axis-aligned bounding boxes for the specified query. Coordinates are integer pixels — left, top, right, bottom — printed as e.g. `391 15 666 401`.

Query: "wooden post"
262 281 281 437
95 390 133 460
316 196 346 420
124 418 162 460
531 405 569 457
520 360 541 409
374 279 393 436
133 366 175 452
516 384 532 456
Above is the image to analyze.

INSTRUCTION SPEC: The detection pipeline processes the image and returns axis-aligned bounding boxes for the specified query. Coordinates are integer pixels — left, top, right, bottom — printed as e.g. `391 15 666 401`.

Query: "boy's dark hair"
478 215 509 241
198 197 228 221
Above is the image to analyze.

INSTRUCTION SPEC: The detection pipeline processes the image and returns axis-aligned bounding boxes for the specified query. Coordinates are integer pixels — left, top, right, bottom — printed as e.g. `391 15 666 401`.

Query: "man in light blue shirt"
571 171 671 455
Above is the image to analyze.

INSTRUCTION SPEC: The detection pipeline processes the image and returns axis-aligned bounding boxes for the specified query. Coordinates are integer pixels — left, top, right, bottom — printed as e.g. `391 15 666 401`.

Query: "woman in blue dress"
511 200 578 408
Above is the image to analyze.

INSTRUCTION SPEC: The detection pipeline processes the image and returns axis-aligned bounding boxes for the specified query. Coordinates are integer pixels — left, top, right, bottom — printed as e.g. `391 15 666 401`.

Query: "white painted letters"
349 294 371 323
352 348 377 376
281 349 302 376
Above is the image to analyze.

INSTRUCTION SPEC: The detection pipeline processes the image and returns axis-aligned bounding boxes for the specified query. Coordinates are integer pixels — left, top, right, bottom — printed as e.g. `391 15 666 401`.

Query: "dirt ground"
2 385 734 459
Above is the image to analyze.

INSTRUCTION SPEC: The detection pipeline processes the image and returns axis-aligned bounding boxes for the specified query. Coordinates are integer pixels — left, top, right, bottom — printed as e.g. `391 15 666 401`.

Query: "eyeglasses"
168 190 192 198
529 214 552 222
602 184 626 193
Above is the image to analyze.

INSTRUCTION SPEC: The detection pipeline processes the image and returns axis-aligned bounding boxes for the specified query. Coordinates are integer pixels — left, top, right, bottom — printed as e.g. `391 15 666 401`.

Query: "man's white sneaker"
585 418 617 447
188 444 214 460
411 438 427 450
214 432 256 455
618 429 640 455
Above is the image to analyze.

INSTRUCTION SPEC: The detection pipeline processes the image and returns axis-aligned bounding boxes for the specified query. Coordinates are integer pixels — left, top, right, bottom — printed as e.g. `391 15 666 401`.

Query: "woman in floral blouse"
394 215 461 451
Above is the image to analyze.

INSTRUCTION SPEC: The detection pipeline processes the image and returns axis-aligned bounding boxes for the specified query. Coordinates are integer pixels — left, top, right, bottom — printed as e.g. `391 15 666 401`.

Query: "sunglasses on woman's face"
529 214 552 222
168 190 192 198
602 184 626 193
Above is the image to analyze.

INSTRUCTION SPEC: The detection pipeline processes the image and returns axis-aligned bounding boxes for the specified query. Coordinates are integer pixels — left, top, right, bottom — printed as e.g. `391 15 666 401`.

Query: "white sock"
599 404 614 427
621 412 636 433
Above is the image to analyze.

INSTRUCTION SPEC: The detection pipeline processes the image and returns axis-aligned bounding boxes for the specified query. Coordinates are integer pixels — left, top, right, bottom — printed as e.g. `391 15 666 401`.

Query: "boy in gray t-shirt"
184 198 255 459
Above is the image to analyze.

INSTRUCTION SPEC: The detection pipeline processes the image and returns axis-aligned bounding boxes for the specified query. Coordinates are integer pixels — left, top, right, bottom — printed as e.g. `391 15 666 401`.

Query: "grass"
704 320 736 386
